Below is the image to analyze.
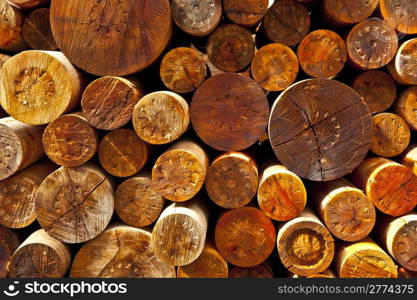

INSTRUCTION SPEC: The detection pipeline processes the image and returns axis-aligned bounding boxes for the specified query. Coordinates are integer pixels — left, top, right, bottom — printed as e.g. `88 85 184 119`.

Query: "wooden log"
191 73 269 151
152 140 208 202
0 161 56 229
0 225 19 278
160 47 206 94
346 18 398 70
380 0 417 34
251 43 299 92
322 0 379 26
132 91 190 145
0 50 83 125
8 0 48 9
335 238 398 278
9 229 71 278
71 225 176 278
370 113 410 158
395 87 417 131
310 178 376 242
0 117 44 181
206 24 255 72
35 164 114 244
277 208 334 277
0 53 10 68
177 242 228 278
387 38 417 86
151 199 208 266
229 263 273 278
81 76 144 131
171 0 222 37
223 0 269 27
401 144 417 176
50 0 172 76
98 129 150 178
0 0 27 52
297 30 347 78
42 113 99 167
206 152 258 209
114 173 165 228
269 78 372 181
263 0 310 47
352 70 397 114
22 8 58 51
257 164 307 221
215 207 276 267
351 157 417 216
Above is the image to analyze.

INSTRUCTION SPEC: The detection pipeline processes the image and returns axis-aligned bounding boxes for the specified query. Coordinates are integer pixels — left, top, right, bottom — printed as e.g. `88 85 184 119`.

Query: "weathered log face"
0 225 19 278
0 0 27 52
388 38 417 85
380 0 417 34
223 0 269 27
23 8 58 51
323 0 379 26
395 87 417 131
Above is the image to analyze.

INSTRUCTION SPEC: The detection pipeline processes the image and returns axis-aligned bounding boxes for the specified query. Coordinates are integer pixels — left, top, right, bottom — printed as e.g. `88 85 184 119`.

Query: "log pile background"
1 0 417 278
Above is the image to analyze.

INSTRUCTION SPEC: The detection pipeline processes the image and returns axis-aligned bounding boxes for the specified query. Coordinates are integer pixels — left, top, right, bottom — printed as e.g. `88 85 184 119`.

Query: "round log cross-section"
380 0 417 34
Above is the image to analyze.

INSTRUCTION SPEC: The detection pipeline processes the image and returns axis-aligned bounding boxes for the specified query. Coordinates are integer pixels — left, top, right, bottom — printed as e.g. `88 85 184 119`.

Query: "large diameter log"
0 0 27 52
0 226 19 278
0 50 83 125
257 164 307 221
223 0 269 27
380 0 417 34
22 8 58 51
206 152 258 209
351 157 417 216
229 263 273 278
277 209 334 277
35 164 114 244
395 87 417 131
0 161 56 229
71 225 176 278
0 117 44 181
269 78 372 181
310 178 375 242
50 0 172 76
322 0 379 26
9 229 71 278
42 113 98 167
215 207 276 267
388 39 417 86
151 199 208 266
191 73 269 151
152 140 208 202
8 0 48 9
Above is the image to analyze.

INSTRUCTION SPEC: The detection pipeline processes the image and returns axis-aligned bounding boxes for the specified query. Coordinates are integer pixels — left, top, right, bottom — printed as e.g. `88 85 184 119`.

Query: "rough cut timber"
322 0 379 26
380 0 417 34
388 38 417 85
401 144 417 175
395 86 417 131
223 0 269 27
22 8 58 51
0 0 27 52
0 225 19 278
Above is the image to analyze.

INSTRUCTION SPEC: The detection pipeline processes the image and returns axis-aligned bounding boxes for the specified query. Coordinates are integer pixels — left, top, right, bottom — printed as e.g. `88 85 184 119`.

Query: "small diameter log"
171 0 222 37
351 157 417 216
0 53 10 68
22 8 58 51
98 129 150 178
42 113 98 167
229 263 273 278
215 207 276 267
258 164 307 221
50 0 172 76
0 0 26 52
322 0 379 26
0 161 56 229
395 87 417 131
9 229 71 278
0 50 83 125
177 242 228 278
251 43 299 92
401 144 417 176
297 30 347 78
81 76 144 131
263 0 310 47
310 178 376 242
8 0 48 9
191 73 269 151
115 174 165 228
387 38 417 86
0 117 44 181
0 226 19 278
352 70 397 114
152 140 208 202
35 164 114 244
132 91 190 145
346 18 398 70
71 225 176 278
206 152 258 209
335 239 398 278
371 113 410 158
151 199 208 266
277 209 334 277
206 24 255 72
223 0 269 27
269 78 372 181
380 0 417 34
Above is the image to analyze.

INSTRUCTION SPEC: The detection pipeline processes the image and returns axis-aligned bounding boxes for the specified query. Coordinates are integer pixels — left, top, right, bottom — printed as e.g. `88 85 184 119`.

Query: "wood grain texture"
215 207 276 267
0 0 27 52
395 87 417 131
50 0 172 76
223 0 269 27
98 129 149 178
206 152 258 209
387 38 417 85
70 225 176 278
258 164 307 221
23 8 58 51
269 78 372 181
0 53 10 68
401 144 417 176
9 229 71 278
323 0 379 26
8 0 48 9
380 0 417 34
0 225 19 278
35 164 114 244
229 263 273 278
191 73 269 151
0 50 83 125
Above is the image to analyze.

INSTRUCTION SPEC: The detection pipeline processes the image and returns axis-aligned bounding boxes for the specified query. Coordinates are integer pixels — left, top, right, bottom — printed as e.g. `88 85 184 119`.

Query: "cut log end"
380 0 417 34
23 8 58 51
223 0 269 27
388 39 417 86
395 86 417 131
323 0 379 26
